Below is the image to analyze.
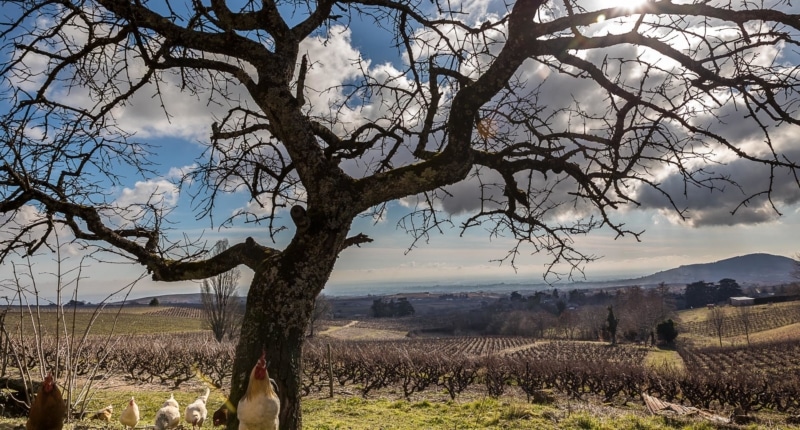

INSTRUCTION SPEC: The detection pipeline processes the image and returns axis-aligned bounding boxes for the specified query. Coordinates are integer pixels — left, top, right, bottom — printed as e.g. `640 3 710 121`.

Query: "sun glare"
617 0 649 12
598 0 649 23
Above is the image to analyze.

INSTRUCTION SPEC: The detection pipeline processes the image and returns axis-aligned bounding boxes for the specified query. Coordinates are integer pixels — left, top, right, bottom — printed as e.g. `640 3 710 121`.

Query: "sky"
1 0 799 303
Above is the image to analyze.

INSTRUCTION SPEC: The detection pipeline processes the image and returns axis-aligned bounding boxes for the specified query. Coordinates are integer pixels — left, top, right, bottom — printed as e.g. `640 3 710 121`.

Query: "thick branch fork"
148 237 278 282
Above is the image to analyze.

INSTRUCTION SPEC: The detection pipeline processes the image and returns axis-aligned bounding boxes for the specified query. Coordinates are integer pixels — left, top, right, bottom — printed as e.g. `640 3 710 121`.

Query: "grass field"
318 321 409 340
2 306 204 335
0 393 761 430
738 321 800 343
643 348 684 372
4 300 800 429
301 397 715 430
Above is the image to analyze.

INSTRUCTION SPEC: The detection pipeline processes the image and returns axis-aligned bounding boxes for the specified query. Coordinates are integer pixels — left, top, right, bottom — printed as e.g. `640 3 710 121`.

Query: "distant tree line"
371 298 415 318
684 278 743 308
438 284 678 345
329 277 800 346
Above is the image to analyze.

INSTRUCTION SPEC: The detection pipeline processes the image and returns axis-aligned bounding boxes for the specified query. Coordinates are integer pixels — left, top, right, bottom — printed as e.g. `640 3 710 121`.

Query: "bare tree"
615 286 669 342
3 1 800 428
1 243 137 422
559 308 577 339
618 286 652 341
709 306 726 347
308 294 332 338
734 304 753 347
655 282 676 320
606 305 620 345
201 239 242 342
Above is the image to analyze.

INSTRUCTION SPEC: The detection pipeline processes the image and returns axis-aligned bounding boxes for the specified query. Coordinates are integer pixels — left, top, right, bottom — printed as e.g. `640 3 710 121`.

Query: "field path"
493 342 538 356
319 320 409 340
319 320 359 336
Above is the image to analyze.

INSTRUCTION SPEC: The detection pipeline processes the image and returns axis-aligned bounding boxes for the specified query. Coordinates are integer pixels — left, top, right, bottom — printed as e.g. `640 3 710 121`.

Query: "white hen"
237 350 280 430
184 387 210 429
154 393 181 430
119 397 140 430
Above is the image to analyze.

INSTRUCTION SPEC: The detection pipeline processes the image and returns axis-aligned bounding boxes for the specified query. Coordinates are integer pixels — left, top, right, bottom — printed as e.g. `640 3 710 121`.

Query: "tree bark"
227 224 349 430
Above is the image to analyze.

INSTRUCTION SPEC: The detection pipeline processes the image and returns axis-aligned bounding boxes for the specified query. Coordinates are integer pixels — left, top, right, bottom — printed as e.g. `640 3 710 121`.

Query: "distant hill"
125 253 797 304
121 293 204 306
619 253 796 286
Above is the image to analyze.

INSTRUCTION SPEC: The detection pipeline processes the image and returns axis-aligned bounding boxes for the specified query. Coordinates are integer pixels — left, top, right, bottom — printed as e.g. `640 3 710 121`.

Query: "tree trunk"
227 224 348 430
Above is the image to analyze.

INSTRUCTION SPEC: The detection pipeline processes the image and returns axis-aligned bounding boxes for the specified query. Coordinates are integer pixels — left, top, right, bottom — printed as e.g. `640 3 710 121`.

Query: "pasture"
1 301 800 429
0 305 204 335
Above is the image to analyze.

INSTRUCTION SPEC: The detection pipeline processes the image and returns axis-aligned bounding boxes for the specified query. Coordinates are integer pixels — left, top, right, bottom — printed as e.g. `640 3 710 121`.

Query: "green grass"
300 397 748 430
3 394 799 429
0 387 226 429
302 397 553 429
83 388 225 423
644 347 684 372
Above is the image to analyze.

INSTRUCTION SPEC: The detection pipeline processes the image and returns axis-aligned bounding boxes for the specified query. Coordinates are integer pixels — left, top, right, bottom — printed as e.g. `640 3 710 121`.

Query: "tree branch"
150 237 277 282
341 233 373 250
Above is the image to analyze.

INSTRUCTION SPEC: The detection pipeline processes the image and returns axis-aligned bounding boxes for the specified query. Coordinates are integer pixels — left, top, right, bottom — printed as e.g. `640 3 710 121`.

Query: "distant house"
730 296 755 307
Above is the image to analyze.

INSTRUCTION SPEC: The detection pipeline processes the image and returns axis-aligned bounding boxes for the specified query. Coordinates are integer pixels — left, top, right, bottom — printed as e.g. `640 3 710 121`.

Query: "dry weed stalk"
0 238 141 421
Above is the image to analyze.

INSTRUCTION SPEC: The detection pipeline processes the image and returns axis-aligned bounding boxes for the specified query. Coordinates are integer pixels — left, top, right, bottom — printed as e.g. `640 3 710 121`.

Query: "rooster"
154 393 181 430
119 397 140 430
91 404 113 422
26 371 66 430
184 386 210 429
237 350 280 430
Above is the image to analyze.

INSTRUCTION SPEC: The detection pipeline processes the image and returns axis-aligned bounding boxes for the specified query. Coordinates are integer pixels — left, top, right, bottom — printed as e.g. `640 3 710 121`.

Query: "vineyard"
141 306 206 319
679 339 800 377
3 301 800 428
670 343 800 415
300 337 800 417
679 302 800 339
3 330 800 424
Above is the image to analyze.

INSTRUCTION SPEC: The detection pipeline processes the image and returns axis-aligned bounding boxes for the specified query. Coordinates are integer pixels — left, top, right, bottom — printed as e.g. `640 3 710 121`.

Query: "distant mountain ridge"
126 253 797 303
619 253 796 286
122 293 205 306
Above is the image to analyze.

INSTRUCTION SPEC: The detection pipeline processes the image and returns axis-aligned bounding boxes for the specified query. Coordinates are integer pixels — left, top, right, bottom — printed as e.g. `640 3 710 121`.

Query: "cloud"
104 1 798 239
114 179 180 209
633 150 800 226
105 178 181 229
6 6 245 143
232 196 275 220
0 204 86 265
107 65 247 141
0 205 48 245
166 164 197 182
12 0 800 235
300 26 365 103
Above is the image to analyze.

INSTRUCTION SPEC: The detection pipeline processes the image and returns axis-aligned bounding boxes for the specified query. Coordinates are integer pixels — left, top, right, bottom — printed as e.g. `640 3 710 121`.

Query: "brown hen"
26 371 66 430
